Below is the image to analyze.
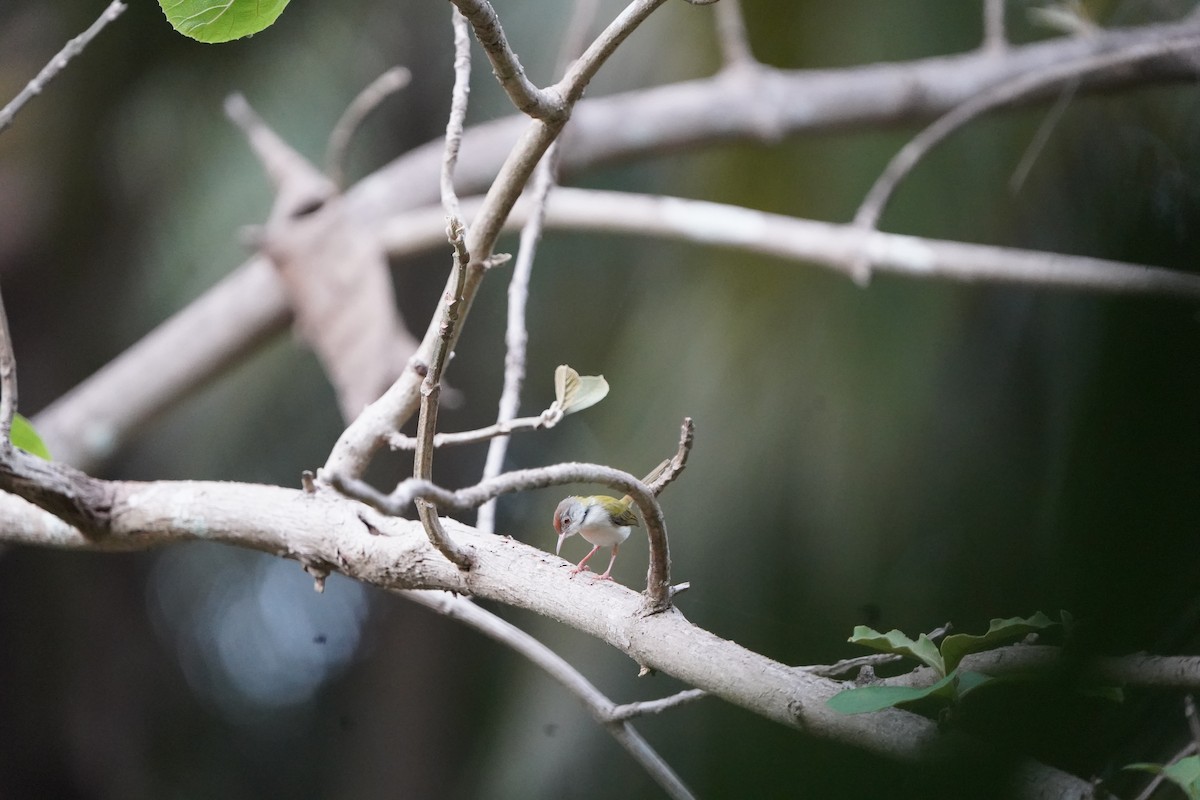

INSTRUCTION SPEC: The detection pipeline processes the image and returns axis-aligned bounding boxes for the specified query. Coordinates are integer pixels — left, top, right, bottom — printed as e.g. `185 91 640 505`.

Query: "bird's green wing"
610 503 639 527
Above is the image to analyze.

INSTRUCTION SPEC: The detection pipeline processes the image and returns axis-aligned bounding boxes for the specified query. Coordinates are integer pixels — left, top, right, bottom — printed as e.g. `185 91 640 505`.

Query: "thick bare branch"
0 484 1096 799
331 457 676 611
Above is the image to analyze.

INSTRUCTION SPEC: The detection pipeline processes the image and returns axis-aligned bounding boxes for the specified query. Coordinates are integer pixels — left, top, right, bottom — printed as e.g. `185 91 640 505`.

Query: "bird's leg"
595 545 620 581
570 544 602 577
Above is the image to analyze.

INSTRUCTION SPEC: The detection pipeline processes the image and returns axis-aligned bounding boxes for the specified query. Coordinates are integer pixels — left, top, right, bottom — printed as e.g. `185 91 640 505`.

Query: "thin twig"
610 689 708 722
413 220 474 569
399 589 698 799
559 0 603 70
801 653 904 679
325 67 412 189
852 29 1200 255
324 0 671 482
552 0 670 107
1131 741 1199 800
407 8 482 570
389 408 562 450
442 8 473 223
0 1 127 135
332 457 676 610
449 0 565 120
983 0 1006 52
1008 77 1079 194
647 417 694 497
475 0 602 537
714 0 755 68
1186 694 1200 750
475 148 561 535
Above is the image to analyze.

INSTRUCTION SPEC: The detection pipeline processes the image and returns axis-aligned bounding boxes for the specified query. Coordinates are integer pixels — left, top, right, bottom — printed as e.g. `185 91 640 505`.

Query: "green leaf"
827 669 995 715
158 0 290 43
828 671 952 714
11 413 50 460
848 625 945 674
1125 757 1200 799
554 365 609 415
940 612 1058 674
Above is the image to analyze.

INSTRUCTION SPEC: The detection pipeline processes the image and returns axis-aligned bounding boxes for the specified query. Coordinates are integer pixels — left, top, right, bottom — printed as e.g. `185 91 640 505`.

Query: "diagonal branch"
0 482 1098 799
0 1 127 135
322 0 673 482
853 28 1200 236
449 0 566 120
401 588 697 799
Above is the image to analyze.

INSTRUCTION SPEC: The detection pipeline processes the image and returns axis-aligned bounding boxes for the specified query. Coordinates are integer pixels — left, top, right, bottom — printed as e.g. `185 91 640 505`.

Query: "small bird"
552 461 668 581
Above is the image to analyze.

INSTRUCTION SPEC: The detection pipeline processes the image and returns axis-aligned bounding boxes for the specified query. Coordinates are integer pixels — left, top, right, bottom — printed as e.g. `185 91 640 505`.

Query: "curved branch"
853 29 1200 234
330 459 675 611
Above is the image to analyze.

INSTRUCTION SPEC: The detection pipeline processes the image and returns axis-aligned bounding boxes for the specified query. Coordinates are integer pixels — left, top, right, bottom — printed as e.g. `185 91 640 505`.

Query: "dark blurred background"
3 0 1200 797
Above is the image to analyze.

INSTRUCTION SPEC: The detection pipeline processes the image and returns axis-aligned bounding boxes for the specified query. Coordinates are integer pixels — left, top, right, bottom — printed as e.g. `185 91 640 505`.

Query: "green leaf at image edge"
158 0 290 43
12 413 50 460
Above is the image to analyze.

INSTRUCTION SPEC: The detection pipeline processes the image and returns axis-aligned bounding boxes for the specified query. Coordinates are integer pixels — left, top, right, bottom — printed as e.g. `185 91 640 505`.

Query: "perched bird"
552 461 668 581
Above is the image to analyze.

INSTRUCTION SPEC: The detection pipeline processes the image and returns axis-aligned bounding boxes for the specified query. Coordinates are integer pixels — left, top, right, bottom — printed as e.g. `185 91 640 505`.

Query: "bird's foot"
568 565 590 579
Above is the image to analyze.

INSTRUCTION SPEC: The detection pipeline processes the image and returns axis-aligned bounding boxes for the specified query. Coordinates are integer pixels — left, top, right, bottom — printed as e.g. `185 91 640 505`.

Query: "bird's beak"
555 531 566 556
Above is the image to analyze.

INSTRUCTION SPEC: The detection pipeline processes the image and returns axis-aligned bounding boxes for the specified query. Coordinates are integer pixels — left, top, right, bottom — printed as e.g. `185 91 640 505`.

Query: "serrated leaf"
827 671 959 715
940 612 1058 674
11 413 50 460
1125 757 1200 799
158 0 290 43
848 626 945 674
554 365 609 415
